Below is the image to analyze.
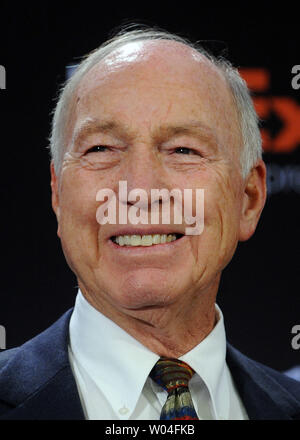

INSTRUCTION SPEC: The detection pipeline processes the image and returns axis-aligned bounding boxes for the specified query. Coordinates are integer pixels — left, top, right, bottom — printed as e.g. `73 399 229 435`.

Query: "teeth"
141 235 152 246
114 234 179 246
160 234 167 244
123 235 131 245
130 235 141 246
152 234 161 244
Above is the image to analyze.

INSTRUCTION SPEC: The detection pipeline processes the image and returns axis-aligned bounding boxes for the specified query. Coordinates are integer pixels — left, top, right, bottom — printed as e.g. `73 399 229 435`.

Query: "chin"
108 273 178 310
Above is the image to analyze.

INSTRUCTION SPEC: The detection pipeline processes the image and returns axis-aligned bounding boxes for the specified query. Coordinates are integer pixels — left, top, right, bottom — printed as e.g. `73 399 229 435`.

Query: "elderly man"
0 27 299 421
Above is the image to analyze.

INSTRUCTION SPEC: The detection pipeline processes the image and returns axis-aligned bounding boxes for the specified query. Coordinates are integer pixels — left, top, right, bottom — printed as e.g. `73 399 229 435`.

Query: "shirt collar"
69 290 159 416
69 289 228 419
180 305 229 419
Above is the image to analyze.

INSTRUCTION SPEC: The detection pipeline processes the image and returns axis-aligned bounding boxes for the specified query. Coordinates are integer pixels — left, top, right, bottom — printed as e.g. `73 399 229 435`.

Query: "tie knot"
150 358 195 393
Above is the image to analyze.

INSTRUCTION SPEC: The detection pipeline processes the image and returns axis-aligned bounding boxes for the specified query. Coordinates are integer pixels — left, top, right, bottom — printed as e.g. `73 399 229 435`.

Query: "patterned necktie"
150 357 199 420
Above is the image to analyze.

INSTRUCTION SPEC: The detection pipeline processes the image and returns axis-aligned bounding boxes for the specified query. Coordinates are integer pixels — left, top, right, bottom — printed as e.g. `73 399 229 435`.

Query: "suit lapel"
1 365 85 420
226 344 300 420
0 309 85 420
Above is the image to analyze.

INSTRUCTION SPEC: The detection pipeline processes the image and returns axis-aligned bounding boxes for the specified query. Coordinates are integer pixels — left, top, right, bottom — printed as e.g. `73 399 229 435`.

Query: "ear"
50 161 61 238
239 159 267 241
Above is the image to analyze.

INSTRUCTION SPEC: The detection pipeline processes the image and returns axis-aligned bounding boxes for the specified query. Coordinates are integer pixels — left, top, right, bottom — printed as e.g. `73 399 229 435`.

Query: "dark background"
0 3 299 371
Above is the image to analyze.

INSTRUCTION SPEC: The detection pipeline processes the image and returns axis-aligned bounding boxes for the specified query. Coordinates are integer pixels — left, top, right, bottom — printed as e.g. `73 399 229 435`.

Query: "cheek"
190 170 243 269
57 170 105 271
59 168 101 230
210 173 243 263
205 165 243 221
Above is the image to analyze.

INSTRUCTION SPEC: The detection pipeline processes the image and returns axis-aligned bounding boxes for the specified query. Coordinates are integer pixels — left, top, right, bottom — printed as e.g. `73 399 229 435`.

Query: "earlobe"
50 161 61 237
239 159 267 242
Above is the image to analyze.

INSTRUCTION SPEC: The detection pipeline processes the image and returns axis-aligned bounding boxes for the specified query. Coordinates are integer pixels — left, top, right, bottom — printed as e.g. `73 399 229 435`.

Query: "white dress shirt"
68 290 248 420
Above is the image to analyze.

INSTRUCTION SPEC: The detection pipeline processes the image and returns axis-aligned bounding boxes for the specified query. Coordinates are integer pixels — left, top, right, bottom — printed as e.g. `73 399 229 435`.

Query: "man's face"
51 41 264 322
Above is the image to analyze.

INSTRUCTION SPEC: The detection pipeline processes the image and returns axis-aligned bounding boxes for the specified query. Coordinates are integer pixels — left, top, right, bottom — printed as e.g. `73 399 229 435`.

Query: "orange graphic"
239 68 300 153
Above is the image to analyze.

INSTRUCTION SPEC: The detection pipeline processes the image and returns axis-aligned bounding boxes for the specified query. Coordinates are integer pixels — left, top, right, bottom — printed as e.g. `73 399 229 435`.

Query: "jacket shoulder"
255 359 300 393
0 310 85 420
227 343 300 419
0 348 19 370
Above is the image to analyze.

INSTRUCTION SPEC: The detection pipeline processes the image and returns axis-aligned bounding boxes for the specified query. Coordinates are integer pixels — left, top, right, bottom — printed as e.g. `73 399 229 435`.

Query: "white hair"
49 26 262 178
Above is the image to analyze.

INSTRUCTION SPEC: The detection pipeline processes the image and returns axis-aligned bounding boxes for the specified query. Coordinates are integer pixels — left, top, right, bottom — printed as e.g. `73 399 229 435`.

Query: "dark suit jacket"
0 309 299 420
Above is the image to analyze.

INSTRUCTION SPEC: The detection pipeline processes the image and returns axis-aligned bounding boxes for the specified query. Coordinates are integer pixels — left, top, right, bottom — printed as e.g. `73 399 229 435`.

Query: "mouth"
110 233 184 247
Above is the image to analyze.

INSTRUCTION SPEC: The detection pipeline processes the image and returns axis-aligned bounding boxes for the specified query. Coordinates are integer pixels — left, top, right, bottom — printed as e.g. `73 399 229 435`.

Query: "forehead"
72 40 241 152
77 40 227 97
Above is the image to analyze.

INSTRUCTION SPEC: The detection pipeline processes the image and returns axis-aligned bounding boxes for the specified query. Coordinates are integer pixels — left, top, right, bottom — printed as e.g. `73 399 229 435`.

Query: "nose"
119 143 167 209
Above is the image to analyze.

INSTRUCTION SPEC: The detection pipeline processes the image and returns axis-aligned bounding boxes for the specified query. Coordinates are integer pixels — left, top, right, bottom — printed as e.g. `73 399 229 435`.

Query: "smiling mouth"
110 233 184 247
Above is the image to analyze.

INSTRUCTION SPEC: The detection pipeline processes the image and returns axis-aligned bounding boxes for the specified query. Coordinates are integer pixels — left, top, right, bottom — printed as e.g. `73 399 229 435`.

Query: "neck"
80 280 219 358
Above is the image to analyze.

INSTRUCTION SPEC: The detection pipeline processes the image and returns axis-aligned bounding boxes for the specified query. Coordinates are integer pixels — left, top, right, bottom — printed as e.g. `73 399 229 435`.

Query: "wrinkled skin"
51 40 266 357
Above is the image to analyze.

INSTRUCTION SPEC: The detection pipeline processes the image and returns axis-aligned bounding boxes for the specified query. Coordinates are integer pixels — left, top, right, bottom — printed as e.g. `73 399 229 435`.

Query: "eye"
174 147 193 155
86 145 109 153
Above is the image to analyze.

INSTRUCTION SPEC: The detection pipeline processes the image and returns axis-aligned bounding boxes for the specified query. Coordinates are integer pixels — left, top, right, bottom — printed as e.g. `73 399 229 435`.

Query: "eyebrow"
72 117 219 149
154 122 219 149
72 118 131 145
